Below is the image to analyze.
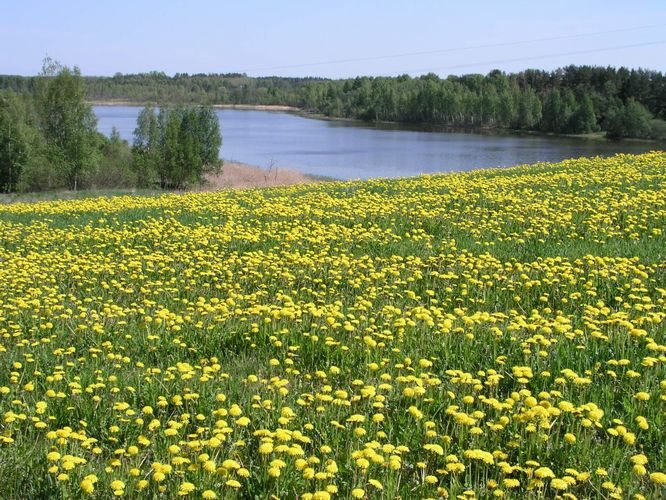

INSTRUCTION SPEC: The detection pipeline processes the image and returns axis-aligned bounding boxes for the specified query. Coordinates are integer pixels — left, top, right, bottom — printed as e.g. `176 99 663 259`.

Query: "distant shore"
89 100 663 144
90 100 300 112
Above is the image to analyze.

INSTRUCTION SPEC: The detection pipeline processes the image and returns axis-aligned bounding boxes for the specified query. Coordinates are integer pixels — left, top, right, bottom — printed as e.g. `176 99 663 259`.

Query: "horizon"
2 61 666 81
1 1 665 79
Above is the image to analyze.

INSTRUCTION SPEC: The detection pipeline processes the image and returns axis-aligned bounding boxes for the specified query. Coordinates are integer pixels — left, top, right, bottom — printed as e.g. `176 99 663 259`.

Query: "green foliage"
605 99 653 139
81 72 319 105
132 106 222 189
0 91 57 193
89 128 136 188
132 106 160 187
0 69 223 194
648 119 666 141
568 94 597 134
15 149 59 192
516 87 542 129
298 67 664 139
0 93 29 192
36 59 100 190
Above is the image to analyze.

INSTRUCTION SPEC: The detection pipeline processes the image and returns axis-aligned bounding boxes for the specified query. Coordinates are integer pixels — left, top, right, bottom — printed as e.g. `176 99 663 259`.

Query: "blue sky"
1 1 665 78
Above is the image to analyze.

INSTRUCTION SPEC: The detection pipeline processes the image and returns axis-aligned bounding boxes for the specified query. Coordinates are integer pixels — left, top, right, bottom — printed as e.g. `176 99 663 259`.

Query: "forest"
2 65 664 139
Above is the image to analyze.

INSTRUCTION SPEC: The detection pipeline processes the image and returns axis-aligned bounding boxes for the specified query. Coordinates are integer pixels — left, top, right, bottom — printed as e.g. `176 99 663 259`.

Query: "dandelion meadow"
0 152 664 499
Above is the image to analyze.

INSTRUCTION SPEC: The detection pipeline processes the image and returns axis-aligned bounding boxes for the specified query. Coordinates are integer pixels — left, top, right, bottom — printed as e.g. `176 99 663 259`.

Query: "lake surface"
94 106 657 180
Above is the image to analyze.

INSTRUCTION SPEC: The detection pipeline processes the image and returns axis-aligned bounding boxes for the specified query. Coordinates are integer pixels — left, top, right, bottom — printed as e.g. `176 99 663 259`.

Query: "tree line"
0 72 321 106
304 66 666 139
2 64 663 140
1 60 222 193
300 67 666 140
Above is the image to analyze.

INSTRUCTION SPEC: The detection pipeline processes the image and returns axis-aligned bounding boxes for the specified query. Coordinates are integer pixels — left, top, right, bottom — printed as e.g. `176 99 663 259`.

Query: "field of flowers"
0 152 664 499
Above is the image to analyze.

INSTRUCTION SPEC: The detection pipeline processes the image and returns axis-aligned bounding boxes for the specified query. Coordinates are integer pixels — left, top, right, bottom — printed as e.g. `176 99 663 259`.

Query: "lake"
94 106 657 180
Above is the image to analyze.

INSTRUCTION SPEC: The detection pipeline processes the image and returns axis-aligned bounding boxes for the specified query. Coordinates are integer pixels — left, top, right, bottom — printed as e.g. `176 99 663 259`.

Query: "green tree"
606 99 653 139
0 93 28 192
517 88 542 129
497 87 517 128
90 127 135 188
132 106 160 187
37 58 98 190
541 90 563 132
0 91 53 193
133 106 159 150
568 95 597 134
159 108 186 188
648 119 666 140
133 106 222 189
192 107 222 173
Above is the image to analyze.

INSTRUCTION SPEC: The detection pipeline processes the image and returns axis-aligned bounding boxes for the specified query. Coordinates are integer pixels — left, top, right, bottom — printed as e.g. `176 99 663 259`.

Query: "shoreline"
89 100 662 144
0 162 329 204
89 101 300 112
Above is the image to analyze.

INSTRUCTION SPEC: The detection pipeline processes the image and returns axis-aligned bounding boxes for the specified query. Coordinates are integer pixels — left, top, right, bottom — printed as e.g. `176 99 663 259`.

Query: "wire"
240 23 666 73
391 40 666 76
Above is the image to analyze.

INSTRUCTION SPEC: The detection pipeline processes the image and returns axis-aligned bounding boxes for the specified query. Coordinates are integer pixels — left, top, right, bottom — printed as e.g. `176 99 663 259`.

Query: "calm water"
94 106 657 180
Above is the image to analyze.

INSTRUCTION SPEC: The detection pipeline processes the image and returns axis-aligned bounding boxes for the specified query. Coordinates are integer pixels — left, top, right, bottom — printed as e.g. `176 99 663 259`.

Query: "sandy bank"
203 161 319 189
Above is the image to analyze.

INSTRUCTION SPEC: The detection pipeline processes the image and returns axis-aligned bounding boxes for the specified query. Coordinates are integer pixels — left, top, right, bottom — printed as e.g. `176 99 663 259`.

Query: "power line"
392 39 666 76
240 23 666 73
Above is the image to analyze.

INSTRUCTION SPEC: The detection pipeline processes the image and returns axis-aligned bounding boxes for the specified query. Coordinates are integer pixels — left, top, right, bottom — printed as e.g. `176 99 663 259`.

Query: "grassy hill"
0 152 664 498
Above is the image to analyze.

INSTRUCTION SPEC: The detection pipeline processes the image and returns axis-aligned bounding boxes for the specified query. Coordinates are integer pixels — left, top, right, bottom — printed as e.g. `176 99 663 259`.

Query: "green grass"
0 188 163 205
0 152 664 499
